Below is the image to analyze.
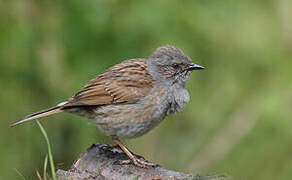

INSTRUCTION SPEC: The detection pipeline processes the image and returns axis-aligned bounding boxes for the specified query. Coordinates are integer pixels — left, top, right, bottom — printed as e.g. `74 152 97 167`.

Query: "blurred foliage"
1 0 292 179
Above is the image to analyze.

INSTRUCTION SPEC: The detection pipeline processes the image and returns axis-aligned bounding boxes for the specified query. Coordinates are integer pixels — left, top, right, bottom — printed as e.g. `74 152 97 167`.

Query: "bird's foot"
112 137 158 168
120 156 157 168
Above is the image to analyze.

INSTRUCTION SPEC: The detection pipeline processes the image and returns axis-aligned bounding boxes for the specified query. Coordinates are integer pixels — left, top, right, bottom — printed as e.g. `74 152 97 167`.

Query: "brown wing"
64 58 153 107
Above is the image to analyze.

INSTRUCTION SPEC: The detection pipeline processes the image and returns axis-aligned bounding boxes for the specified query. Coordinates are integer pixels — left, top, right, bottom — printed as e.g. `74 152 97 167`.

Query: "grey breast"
166 83 190 115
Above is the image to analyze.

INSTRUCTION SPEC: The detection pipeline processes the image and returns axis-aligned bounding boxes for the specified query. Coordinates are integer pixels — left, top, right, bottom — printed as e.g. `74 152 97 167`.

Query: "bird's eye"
172 64 179 69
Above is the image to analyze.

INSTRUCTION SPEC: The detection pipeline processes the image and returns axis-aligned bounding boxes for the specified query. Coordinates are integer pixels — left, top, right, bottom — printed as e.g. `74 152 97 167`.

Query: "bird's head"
147 45 204 86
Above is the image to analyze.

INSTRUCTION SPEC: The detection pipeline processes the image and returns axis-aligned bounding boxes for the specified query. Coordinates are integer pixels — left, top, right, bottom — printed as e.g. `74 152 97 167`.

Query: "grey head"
147 45 204 86
147 45 205 114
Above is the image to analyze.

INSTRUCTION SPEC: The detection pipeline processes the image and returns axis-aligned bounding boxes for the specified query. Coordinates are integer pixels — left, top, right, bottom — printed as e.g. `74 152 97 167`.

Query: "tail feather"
11 106 63 127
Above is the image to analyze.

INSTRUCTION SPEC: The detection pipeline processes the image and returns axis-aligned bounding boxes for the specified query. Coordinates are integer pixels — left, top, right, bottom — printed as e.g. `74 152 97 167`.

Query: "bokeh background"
1 0 292 179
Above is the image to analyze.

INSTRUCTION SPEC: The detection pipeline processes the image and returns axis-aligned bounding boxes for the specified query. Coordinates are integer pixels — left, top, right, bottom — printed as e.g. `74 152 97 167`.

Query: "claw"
112 137 158 168
134 158 157 168
120 157 157 168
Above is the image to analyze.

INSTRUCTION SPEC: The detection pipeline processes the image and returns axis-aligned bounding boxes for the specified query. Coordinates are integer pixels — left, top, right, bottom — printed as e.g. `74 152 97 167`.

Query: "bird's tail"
11 105 64 127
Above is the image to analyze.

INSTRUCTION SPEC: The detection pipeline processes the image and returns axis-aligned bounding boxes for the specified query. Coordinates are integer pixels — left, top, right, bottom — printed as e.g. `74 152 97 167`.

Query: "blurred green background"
1 0 292 179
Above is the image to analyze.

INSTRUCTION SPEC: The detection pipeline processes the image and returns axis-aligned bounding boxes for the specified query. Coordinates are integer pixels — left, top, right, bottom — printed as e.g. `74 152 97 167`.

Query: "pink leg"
112 137 156 168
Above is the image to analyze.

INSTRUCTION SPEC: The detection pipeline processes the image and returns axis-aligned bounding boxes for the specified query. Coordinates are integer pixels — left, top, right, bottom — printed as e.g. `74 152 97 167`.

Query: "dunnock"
11 45 204 167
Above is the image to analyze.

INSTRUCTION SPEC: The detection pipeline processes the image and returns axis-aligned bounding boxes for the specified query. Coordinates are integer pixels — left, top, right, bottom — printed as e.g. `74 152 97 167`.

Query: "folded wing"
64 58 153 107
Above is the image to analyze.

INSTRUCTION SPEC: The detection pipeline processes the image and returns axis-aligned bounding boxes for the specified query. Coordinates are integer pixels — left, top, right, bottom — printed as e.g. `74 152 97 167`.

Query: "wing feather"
64 59 153 107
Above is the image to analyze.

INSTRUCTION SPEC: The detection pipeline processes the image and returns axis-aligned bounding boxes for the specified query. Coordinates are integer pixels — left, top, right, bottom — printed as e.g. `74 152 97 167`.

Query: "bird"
11 45 204 167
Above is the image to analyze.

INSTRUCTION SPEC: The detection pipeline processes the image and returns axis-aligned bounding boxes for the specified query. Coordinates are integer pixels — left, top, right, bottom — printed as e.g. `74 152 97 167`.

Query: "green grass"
43 154 48 180
37 121 56 180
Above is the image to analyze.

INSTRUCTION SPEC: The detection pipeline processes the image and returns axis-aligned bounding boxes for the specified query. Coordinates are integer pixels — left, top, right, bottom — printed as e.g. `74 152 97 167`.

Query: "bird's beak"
187 63 205 71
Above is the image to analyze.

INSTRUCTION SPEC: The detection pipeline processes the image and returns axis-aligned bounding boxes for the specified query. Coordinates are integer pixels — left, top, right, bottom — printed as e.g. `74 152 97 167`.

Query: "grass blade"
36 169 42 180
36 121 56 180
43 154 48 180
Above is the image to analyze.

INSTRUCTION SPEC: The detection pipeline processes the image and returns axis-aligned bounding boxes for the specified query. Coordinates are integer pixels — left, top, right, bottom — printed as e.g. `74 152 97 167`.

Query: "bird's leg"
112 137 157 168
